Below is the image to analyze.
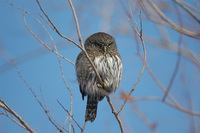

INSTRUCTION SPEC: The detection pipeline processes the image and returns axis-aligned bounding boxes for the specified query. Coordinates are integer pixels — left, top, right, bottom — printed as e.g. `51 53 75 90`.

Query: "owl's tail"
85 95 99 122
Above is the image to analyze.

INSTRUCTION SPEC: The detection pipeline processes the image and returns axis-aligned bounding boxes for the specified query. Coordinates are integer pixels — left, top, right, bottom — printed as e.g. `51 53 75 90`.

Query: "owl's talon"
103 82 108 88
97 84 102 88
97 82 108 88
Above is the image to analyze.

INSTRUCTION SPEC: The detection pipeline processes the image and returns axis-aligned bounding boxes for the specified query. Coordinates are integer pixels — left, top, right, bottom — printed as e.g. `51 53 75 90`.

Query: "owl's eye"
108 44 112 47
95 43 101 47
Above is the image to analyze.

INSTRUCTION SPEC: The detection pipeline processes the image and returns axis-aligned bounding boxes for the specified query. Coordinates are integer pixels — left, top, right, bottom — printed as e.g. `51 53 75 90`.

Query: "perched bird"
75 32 123 122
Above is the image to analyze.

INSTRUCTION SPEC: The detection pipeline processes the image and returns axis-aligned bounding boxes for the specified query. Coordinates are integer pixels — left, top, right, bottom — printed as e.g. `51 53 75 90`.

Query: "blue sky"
1 0 200 133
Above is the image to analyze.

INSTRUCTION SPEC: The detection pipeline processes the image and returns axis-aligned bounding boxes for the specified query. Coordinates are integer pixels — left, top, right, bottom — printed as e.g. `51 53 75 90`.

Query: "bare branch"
57 100 83 132
1 111 26 130
162 4 182 101
174 0 200 24
132 96 200 116
0 98 36 133
68 0 84 48
35 0 83 50
99 16 112 32
131 103 159 133
144 0 200 39
81 122 87 133
10 4 74 65
117 11 146 114
40 89 69 132
106 96 125 133
12 59 64 132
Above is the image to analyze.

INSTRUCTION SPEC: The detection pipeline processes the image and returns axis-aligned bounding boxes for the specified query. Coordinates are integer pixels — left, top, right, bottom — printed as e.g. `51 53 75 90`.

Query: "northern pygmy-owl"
75 32 123 122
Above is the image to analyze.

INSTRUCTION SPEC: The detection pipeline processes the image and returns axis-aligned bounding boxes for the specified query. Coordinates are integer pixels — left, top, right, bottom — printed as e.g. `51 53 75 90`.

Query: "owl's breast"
93 54 123 93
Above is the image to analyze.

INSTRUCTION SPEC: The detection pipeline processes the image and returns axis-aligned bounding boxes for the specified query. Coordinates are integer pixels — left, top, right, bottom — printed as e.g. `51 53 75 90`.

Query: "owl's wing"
75 51 95 100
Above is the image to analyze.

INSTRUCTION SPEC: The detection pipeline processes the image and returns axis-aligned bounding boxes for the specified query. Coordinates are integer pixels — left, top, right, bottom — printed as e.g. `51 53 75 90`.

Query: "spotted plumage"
75 32 123 122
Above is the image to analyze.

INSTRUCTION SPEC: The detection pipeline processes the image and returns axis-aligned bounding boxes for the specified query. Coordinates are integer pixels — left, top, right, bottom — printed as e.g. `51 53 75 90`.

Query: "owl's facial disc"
95 42 112 53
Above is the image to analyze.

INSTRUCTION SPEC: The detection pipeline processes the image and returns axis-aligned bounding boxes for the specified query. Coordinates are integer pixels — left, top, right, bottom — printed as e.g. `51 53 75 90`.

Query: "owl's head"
84 32 117 54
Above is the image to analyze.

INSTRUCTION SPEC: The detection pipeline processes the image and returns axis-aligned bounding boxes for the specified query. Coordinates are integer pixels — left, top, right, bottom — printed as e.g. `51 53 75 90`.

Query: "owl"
75 32 123 122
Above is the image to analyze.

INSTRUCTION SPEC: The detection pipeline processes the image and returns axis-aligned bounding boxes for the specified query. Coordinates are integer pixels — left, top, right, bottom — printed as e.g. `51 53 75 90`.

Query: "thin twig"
81 122 87 133
40 88 69 132
128 0 140 32
174 0 200 24
131 103 159 133
1 111 26 130
68 0 84 48
42 8 74 131
106 96 125 133
117 11 146 114
132 96 200 116
35 0 83 50
15 4 74 65
57 100 83 132
182 1 200 13
68 89 73 133
12 58 64 132
8 2 75 66
57 115 69 133
162 38 181 101
181 72 196 132
71 124 75 133
99 16 112 32
145 0 200 39
162 4 182 101
38 13 55 31
140 56 179 106
0 98 36 133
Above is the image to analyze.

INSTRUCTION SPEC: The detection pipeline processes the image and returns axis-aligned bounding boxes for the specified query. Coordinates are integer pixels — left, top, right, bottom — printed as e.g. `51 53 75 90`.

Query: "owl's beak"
104 46 107 52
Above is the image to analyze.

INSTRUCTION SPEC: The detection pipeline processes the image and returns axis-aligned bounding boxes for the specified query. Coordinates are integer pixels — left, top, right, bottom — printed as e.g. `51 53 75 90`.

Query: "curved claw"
97 82 108 88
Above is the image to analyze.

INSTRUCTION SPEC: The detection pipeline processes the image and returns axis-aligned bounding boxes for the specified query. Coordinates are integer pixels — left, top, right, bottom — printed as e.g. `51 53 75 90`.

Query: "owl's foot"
97 82 108 88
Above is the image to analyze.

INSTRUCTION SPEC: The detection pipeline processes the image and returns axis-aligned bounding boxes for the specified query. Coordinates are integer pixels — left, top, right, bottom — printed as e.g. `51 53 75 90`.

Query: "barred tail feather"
85 95 98 122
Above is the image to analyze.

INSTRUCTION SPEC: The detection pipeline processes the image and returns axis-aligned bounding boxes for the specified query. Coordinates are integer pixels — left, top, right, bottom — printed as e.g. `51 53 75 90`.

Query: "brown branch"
143 34 200 70
181 73 196 132
138 55 200 116
0 102 10 113
106 96 125 133
99 16 112 32
1 111 26 130
10 3 74 66
144 0 200 39
68 0 84 48
21 4 73 131
0 98 36 133
57 100 83 132
131 103 159 133
117 11 146 114
8 2 75 66
140 56 179 106
71 124 75 133
162 4 182 101
42 9 74 131
81 122 87 133
128 0 140 33
38 13 55 31
12 59 64 132
182 1 200 13
174 0 200 24
40 89 69 132
35 0 83 50
132 96 200 116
